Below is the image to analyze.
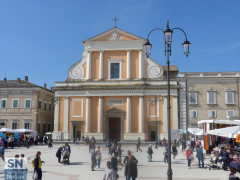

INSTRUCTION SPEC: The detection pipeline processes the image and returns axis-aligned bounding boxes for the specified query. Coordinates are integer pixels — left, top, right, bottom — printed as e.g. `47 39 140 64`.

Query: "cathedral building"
53 27 179 141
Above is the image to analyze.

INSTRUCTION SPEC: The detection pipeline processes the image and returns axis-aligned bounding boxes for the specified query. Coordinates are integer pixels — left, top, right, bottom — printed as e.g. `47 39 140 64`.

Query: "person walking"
181 139 186 152
163 137 167 147
196 145 204 168
172 144 178 159
222 148 229 171
90 146 96 171
186 147 193 169
103 161 116 180
95 146 102 168
33 151 45 180
136 137 142 152
117 144 123 166
155 138 158 149
111 152 119 179
124 153 138 180
163 147 168 163
56 146 63 163
0 144 5 162
147 144 153 162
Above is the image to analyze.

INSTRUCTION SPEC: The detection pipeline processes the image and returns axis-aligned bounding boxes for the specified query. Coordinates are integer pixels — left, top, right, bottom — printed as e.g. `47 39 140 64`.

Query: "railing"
0 108 36 114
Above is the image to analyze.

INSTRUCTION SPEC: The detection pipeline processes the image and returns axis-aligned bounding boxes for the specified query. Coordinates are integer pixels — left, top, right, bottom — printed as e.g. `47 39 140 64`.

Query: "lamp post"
144 20 190 180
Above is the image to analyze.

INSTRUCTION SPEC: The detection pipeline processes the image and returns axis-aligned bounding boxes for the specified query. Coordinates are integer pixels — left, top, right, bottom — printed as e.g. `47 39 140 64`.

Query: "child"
103 161 116 180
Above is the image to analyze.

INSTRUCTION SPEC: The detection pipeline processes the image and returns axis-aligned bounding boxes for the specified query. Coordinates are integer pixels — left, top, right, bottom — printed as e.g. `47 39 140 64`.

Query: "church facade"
52 27 179 141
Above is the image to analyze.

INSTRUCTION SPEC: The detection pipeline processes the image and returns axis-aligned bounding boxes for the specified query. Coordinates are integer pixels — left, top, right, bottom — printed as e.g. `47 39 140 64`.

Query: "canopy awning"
0 128 18 133
207 126 240 138
188 127 203 135
198 120 240 125
15 129 38 136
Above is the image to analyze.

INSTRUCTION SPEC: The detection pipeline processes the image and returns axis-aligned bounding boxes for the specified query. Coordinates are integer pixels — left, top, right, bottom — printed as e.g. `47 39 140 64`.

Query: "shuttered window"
189 93 197 104
208 92 216 104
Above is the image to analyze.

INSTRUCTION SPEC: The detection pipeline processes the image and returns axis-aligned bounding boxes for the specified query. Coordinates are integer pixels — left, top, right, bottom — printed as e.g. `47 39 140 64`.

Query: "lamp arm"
146 28 165 40
172 27 188 40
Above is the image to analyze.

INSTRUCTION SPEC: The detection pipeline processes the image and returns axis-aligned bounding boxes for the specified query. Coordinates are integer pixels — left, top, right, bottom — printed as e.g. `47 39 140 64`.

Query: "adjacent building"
53 27 179 141
0 76 54 135
178 72 240 129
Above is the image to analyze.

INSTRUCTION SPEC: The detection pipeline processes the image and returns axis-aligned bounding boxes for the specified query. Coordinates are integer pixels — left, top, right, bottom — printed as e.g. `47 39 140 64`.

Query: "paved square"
0 143 231 180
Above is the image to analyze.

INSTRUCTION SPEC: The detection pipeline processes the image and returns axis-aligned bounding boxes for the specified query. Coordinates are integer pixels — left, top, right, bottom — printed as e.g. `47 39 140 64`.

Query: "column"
63 97 69 132
127 50 131 79
162 96 168 135
87 51 92 80
126 96 131 133
99 51 104 79
139 96 144 133
86 97 91 133
139 50 143 79
98 96 103 133
173 96 178 130
53 98 59 132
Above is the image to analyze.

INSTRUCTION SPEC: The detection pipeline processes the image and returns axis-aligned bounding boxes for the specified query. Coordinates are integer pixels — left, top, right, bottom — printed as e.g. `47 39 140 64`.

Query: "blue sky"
0 0 240 88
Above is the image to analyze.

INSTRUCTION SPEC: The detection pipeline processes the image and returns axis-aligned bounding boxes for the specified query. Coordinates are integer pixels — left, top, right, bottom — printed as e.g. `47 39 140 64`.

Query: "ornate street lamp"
144 20 190 180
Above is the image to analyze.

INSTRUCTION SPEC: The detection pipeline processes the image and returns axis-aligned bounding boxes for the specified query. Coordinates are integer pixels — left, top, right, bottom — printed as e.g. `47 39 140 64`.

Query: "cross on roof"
112 16 119 27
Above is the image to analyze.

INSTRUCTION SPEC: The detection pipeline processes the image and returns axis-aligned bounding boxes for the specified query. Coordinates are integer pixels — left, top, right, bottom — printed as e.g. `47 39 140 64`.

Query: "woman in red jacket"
186 147 193 169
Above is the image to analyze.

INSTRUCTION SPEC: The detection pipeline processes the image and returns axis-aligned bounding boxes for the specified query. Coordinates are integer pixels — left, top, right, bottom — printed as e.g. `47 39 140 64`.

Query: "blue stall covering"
0 133 6 139
14 133 19 140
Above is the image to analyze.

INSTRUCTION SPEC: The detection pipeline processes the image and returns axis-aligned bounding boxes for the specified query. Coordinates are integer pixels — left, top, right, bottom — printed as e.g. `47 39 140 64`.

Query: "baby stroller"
62 150 70 165
48 140 53 148
205 154 223 170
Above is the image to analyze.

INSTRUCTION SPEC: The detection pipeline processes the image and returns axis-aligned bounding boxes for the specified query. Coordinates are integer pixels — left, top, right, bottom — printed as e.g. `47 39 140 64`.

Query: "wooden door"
109 117 121 141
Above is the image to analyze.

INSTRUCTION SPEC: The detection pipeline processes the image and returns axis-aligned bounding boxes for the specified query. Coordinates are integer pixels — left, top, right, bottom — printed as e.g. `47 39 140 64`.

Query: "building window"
25 90 32 95
12 99 19 108
1 99 7 108
107 99 123 106
189 93 198 104
208 110 216 118
25 99 31 109
108 59 122 79
38 124 41 133
47 124 51 132
0 120 6 127
12 120 18 129
1 90 7 94
49 103 52 111
39 100 42 109
225 92 235 104
227 110 235 118
190 110 198 118
207 92 216 104
13 90 19 95
44 101 47 110
43 124 46 133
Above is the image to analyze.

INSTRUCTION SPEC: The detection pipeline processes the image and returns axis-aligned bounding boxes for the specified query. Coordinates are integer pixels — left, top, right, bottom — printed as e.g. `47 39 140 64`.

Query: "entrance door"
73 125 81 140
109 117 121 141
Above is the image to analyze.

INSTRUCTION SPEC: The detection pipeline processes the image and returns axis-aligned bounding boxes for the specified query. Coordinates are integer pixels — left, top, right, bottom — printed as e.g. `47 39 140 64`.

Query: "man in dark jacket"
124 153 138 180
196 145 204 168
222 148 229 171
111 152 119 179
56 146 63 163
123 150 138 165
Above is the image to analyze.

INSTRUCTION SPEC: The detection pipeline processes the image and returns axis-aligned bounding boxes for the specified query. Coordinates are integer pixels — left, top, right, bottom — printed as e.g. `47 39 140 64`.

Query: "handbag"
32 171 38 180
96 154 102 160
189 154 194 160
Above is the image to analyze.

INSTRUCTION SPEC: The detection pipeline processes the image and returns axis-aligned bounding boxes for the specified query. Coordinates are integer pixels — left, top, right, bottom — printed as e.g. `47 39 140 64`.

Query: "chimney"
17 78 20 84
25 76 28 81
44 83 47 89
4 78 6 84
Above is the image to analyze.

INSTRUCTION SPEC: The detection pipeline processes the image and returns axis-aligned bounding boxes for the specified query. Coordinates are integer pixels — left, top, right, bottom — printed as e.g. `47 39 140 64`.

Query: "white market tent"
188 127 203 135
198 120 240 125
207 126 240 138
15 129 38 136
0 128 18 133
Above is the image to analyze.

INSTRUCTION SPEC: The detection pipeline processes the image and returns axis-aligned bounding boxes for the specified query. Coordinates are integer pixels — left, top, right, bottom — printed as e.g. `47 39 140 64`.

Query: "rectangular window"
1 90 7 94
24 122 31 129
44 101 47 110
25 90 32 95
13 99 19 108
12 121 18 129
38 124 41 133
49 104 52 111
39 100 42 109
13 90 19 95
110 63 120 79
226 92 235 104
25 100 31 109
208 92 216 104
190 110 198 118
1 99 7 108
0 120 6 127
48 124 51 132
189 93 197 104
227 110 235 118
107 99 123 106
208 110 216 118
43 124 46 133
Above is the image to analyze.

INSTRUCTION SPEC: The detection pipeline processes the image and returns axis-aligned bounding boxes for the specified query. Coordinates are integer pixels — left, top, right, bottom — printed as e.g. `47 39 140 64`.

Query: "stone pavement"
0 143 231 180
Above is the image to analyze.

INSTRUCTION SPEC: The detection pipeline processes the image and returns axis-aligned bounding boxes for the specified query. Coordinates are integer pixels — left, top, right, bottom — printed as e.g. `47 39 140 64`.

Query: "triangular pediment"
105 107 125 114
84 27 145 42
